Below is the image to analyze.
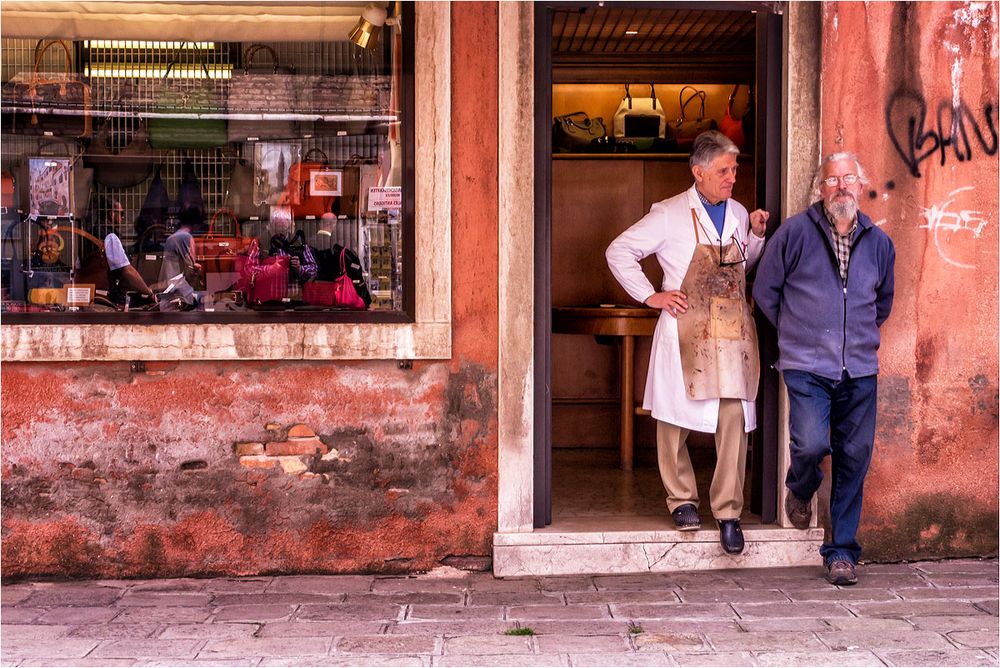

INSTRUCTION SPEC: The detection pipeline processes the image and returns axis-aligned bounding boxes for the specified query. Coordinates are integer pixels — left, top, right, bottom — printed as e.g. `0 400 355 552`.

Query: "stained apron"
676 208 759 401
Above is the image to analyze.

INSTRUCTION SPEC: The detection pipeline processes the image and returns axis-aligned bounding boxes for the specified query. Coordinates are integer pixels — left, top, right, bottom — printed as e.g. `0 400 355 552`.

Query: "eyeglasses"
718 238 747 267
821 174 860 187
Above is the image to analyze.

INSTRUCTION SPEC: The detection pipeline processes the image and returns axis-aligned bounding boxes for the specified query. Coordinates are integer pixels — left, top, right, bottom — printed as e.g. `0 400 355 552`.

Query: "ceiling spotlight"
625 29 639 36
349 3 389 49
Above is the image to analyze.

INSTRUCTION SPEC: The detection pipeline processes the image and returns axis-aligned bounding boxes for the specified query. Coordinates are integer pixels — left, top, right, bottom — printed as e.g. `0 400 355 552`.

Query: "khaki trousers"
656 398 747 520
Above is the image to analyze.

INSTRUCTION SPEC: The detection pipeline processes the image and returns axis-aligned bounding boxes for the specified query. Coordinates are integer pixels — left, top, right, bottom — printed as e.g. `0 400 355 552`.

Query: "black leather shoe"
670 503 701 531
718 519 745 554
785 491 812 530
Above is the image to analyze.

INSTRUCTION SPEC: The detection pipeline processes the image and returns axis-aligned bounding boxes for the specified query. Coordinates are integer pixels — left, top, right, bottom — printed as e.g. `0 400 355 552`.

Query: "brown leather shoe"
826 560 858 585
784 492 812 530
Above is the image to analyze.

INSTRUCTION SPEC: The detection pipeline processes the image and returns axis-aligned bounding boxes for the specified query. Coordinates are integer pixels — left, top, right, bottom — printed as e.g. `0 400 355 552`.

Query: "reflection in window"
1 8 408 319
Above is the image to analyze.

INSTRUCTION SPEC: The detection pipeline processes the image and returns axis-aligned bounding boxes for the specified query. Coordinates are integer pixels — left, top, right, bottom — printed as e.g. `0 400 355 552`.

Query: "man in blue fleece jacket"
753 153 895 586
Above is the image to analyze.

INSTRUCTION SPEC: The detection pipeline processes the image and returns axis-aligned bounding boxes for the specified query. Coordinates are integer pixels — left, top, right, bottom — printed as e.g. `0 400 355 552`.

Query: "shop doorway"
533 3 785 530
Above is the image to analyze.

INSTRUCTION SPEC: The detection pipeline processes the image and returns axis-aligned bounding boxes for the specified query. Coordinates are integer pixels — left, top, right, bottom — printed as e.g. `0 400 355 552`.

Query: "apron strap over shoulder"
690 208 702 244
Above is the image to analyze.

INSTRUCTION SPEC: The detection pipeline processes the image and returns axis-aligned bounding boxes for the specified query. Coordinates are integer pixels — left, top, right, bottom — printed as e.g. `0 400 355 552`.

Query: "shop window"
1 3 414 324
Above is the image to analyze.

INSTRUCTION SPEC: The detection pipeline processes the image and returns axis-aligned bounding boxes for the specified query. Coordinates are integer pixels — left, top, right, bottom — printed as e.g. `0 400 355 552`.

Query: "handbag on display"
134 165 171 241
667 86 718 149
299 73 392 136
227 45 298 142
1 40 92 139
148 57 228 149
552 112 607 153
719 84 747 151
613 84 666 139
84 116 156 188
177 158 206 224
304 247 366 309
195 208 249 274
280 148 337 219
225 158 266 221
235 238 290 304
316 243 371 308
133 223 171 287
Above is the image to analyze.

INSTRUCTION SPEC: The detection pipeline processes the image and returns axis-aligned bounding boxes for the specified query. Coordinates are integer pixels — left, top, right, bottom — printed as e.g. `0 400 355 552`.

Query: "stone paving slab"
68 623 163 639
670 650 755 666
533 634 631 653
198 636 332 658
567 652 673 666
19 660 137 667
89 639 204 659
212 604 295 623
816 629 955 651
256 621 387 638
111 607 212 624
878 648 999 666
335 635 439 655
754 650 884 666
37 606 123 624
1 559 996 667
345 593 465 606
157 622 260 639
433 655 563 667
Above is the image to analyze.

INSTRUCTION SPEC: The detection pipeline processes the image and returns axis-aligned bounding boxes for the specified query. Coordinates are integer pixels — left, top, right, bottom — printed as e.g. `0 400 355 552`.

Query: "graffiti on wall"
918 186 989 269
886 88 998 178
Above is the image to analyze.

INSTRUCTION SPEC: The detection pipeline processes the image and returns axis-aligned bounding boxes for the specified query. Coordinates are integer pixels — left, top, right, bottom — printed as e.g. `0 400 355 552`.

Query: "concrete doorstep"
1 559 997 667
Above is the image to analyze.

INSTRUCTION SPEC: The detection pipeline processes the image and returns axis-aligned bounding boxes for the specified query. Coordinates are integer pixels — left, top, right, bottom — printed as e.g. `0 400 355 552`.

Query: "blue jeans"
783 369 878 566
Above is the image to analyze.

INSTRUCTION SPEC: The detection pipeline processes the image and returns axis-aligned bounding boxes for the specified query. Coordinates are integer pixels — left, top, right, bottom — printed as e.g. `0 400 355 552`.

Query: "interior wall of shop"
0 3 501 579
819 2 998 561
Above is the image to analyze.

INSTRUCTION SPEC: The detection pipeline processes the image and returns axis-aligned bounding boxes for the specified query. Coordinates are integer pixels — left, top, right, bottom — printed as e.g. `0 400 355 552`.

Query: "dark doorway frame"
533 1 786 528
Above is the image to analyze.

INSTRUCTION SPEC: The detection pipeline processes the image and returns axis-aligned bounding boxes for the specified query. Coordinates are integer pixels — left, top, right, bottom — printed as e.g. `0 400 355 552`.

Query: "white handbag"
613 83 666 138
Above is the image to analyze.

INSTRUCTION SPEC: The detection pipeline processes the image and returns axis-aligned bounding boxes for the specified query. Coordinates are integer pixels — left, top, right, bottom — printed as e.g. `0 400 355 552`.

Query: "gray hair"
810 152 870 200
689 130 739 170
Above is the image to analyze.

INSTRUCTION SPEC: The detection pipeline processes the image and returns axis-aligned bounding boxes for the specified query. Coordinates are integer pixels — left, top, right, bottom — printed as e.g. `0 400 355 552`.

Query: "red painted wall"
820 2 999 560
0 4 500 579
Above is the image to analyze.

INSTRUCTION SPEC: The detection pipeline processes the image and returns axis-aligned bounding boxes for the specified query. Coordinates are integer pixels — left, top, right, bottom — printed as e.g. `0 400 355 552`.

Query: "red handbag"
195 209 248 274
280 148 336 219
719 85 747 151
303 248 366 309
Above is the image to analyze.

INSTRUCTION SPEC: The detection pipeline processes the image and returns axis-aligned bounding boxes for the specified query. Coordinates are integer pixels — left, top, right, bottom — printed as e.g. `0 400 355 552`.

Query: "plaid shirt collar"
823 205 857 284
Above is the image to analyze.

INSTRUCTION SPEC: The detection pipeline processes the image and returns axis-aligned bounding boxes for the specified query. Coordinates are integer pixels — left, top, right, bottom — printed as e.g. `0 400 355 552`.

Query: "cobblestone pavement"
1 559 997 667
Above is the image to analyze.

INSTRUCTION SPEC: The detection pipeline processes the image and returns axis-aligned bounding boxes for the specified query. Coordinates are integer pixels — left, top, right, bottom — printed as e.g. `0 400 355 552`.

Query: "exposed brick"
234 442 264 456
239 455 278 469
288 424 316 439
276 457 309 474
265 439 328 457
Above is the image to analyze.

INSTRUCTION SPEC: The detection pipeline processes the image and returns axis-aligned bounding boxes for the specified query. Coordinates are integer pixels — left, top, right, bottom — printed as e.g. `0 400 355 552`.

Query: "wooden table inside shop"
552 305 659 471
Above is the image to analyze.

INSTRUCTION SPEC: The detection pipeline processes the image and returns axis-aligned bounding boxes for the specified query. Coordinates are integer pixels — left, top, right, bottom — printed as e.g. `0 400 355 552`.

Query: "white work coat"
606 185 765 433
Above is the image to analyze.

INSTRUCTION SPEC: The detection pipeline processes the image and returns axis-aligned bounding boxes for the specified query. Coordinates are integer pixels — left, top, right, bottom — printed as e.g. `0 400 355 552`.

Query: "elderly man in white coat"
606 131 769 555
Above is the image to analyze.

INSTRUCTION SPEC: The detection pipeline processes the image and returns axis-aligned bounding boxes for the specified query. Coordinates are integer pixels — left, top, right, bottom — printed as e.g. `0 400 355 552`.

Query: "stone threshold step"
493 527 824 576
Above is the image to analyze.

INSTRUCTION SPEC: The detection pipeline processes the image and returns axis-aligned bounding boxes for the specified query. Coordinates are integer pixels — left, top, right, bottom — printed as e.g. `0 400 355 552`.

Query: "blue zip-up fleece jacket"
752 202 895 380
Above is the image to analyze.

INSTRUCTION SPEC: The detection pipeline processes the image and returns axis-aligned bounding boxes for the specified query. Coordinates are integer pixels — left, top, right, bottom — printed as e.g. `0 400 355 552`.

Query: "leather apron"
676 208 759 400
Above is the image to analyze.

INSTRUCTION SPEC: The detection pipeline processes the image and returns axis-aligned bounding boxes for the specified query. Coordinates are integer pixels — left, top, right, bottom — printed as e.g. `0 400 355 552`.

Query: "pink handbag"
303 248 365 309
235 238 290 304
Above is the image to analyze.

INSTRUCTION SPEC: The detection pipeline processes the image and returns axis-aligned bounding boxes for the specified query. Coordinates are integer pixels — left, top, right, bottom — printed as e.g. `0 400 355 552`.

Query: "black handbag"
553 112 607 153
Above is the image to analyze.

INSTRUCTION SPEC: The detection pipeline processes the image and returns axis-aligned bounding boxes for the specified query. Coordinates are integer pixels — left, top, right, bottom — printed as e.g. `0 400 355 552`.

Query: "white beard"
829 192 858 220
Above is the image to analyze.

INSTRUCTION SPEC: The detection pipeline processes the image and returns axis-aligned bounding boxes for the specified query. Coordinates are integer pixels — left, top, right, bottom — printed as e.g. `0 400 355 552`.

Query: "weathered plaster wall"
820 1 999 561
0 3 500 579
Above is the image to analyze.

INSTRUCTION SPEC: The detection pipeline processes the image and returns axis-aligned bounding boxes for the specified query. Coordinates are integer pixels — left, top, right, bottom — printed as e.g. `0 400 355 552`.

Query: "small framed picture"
253 142 300 206
309 170 343 197
28 157 72 217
